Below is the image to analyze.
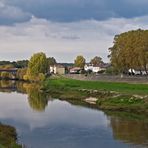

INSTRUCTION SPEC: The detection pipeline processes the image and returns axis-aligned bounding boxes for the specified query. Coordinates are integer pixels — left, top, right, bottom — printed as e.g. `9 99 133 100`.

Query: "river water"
0 81 148 148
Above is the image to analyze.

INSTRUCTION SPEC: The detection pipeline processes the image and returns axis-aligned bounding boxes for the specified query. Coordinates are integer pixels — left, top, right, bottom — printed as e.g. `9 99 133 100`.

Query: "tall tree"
74 55 86 68
90 56 103 66
108 29 148 73
28 52 48 75
25 52 48 81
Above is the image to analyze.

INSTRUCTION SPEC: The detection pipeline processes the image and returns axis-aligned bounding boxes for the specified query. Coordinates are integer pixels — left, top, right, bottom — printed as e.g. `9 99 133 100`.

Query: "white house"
69 67 82 74
84 64 106 73
84 64 93 71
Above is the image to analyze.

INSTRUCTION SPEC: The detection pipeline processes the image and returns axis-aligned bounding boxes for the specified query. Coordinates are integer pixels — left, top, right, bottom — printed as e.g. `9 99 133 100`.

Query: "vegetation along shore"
0 123 21 148
42 77 148 116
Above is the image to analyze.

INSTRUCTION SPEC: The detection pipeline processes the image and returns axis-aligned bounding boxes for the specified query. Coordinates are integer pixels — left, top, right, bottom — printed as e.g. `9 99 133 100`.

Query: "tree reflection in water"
0 81 49 112
110 116 148 147
23 83 49 112
0 80 16 92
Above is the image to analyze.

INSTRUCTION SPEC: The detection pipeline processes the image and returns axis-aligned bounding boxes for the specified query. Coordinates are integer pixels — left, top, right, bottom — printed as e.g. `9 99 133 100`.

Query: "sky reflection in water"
0 90 147 148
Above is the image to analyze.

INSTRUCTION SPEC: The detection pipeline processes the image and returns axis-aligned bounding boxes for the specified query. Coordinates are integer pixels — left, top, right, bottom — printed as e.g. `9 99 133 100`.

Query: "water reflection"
110 117 148 147
0 81 49 111
0 81 148 148
0 80 16 92
24 84 48 112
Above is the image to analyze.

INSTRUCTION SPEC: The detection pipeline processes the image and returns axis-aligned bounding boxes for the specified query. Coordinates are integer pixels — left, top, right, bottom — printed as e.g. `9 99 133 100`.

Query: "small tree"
48 57 57 66
74 55 86 68
90 56 103 66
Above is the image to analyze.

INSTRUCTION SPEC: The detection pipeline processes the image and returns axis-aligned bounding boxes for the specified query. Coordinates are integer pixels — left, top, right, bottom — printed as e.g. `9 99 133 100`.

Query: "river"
0 81 148 148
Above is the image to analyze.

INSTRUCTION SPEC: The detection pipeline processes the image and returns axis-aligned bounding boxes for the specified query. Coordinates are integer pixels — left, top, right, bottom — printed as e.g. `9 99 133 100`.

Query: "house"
84 64 93 72
84 63 108 73
50 64 65 75
69 67 82 74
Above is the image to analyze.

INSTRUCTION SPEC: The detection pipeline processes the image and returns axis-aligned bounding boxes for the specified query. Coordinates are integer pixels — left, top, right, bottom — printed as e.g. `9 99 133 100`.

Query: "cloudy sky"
0 0 148 62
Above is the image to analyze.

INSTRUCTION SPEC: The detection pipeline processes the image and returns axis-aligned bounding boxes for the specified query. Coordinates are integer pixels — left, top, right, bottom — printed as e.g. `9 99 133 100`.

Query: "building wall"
50 66 65 74
56 67 65 75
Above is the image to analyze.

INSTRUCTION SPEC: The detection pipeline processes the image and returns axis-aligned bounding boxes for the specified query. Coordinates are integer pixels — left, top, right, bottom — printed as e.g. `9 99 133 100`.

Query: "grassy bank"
43 77 148 115
0 123 21 148
44 77 148 94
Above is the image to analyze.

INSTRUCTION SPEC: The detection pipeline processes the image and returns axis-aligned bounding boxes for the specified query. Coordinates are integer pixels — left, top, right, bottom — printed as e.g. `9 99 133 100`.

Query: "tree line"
0 52 104 81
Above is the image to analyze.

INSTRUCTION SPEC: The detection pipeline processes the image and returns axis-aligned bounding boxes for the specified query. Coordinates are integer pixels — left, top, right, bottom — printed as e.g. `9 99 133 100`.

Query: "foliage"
105 67 119 75
99 96 144 106
90 56 103 66
28 52 48 75
109 29 148 73
0 60 28 68
16 68 27 80
24 72 46 82
25 52 48 81
74 55 86 68
0 61 11 66
15 60 28 68
48 57 57 66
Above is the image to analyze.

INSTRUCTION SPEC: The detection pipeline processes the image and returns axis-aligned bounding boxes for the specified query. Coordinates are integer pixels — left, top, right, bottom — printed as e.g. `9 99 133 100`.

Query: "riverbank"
42 77 148 115
0 123 21 148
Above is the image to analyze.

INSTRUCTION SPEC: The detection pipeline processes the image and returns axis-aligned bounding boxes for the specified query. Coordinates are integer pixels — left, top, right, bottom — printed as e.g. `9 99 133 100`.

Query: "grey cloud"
0 1 31 25
2 0 148 25
61 35 80 40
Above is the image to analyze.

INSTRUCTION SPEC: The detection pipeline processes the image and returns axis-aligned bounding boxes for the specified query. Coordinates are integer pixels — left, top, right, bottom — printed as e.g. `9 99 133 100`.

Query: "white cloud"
0 16 148 62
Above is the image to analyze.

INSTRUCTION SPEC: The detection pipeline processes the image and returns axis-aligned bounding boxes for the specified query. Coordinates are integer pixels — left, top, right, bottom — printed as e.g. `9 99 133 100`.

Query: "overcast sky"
1 0 148 62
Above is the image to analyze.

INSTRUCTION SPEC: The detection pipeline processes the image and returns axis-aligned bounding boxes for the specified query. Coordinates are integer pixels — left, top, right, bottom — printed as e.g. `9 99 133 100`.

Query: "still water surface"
0 81 148 148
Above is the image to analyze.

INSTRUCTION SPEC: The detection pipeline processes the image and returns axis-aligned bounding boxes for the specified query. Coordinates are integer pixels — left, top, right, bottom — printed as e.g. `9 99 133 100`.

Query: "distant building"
50 64 65 75
69 67 82 74
84 63 109 73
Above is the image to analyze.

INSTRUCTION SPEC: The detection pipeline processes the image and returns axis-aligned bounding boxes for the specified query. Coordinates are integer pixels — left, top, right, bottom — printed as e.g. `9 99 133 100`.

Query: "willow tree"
108 29 148 73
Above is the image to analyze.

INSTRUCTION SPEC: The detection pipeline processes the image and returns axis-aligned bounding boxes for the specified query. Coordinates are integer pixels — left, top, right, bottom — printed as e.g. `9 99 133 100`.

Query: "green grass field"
44 77 148 95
